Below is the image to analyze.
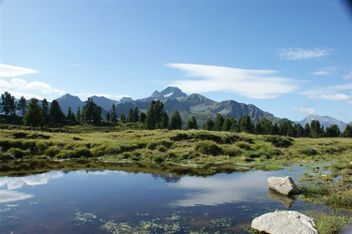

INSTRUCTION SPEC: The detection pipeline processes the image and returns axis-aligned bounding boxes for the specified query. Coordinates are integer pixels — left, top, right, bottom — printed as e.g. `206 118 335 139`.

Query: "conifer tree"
169 111 182 130
17 96 27 116
49 100 66 125
24 98 43 127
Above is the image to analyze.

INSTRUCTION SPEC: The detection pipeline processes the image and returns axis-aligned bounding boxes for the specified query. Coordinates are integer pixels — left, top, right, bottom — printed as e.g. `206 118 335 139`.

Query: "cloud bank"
167 63 297 99
277 48 331 60
0 78 65 99
0 64 38 77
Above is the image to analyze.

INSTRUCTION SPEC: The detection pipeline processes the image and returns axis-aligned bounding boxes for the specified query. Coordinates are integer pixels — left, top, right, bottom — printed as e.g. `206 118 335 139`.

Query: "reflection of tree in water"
152 174 181 183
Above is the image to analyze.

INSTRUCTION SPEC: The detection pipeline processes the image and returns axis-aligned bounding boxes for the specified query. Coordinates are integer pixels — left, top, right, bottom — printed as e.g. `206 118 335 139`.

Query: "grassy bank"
0 126 351 176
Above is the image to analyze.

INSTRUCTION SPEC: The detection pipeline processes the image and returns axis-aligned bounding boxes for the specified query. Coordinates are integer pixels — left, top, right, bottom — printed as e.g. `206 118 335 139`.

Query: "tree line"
1 91 351 137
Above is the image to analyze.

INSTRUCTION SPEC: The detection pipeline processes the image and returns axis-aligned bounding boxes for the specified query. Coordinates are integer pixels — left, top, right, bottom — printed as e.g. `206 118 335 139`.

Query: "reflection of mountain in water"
152 174 182 183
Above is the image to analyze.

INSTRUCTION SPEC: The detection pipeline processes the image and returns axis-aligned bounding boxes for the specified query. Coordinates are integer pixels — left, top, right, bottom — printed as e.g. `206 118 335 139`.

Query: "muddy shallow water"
0 166 328 233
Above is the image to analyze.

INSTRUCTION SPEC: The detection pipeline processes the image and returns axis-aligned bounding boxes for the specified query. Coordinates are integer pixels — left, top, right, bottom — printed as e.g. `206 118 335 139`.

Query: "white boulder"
251 210 318 234
268 176 298 196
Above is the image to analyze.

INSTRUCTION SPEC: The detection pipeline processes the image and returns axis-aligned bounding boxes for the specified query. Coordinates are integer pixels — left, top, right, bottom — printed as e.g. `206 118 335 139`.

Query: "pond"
0 166 326 233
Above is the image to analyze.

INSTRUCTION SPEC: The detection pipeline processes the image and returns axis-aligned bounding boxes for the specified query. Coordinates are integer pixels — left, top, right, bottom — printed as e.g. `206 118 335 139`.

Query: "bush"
265 136 293 148
237 142 252 150
8 148 28 158
195 141 223 156
299 148 318 156
153 155 164 163
45 146 61 157
0 152 14 160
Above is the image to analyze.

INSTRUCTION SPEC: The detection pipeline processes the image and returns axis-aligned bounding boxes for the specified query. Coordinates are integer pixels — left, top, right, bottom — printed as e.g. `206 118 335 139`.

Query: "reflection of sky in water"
0 171 65 204
0 171 64 190
0 166 324 234
169 170 299 207
0 190 33 203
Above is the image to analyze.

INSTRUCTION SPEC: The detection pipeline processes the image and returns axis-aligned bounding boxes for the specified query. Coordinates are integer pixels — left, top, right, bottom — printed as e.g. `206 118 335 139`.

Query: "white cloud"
343 71 352 80
0 64 38 77
294 107 315 115
303 82 352 103
311 67 337 76
277 48 332 60
0 78 65 99
166 63 298 99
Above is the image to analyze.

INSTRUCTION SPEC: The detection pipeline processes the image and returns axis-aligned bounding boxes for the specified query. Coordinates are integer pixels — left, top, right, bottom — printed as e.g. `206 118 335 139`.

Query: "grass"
0 126 351 177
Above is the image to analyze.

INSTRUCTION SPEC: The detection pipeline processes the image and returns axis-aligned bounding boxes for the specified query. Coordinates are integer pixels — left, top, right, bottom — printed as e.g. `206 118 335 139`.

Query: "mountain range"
55 86 351 129
56 87 279 124
299 115 348 131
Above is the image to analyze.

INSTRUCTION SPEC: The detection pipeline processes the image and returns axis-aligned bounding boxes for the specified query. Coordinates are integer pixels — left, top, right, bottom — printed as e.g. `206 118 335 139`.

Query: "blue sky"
0 0 351 122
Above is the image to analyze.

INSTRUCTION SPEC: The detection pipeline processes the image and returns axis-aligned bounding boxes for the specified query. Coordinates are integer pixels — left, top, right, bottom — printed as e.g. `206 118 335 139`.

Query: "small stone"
251 210 318 234
268 176 298 196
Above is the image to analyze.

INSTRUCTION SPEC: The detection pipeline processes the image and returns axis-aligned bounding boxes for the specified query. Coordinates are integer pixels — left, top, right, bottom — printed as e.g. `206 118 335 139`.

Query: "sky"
0 0 352 122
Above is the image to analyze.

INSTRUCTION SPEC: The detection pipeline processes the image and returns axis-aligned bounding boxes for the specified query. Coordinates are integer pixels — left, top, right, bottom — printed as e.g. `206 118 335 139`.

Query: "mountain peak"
300 115 347 130
57 93 81 101
159 86 187 99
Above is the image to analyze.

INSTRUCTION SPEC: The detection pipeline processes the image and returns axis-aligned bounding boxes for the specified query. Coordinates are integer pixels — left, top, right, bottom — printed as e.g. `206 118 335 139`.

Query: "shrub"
265 136 293 148
195 141 223 156
8 148 28 158
237 142 252 150
153 155 164 163
299 148 318 156
0 152 14 160
12 132 28 138
45 146 61 157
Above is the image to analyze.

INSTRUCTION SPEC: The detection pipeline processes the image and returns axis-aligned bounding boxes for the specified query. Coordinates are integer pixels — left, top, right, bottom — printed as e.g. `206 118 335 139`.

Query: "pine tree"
139 112 146 123
41 98 50 124
310 120 322 138
160 111 169 129
133 107 139 122
223 118 233 131
204 118 214 130
0 91 16 116
76 107 81 123
24 98 43 126
110 104 117 123
294 123 304 137
303 123 311 137
169 111 182 130
127 108 134 122
66 107 76 124
49 100 66 125
120 113 126 122
82 98 102 125
239 115 253 133
343 125 352 137
17 96 27 116
145 101 164 129
186 116 198 130
325 124 340 137
214 114 225 131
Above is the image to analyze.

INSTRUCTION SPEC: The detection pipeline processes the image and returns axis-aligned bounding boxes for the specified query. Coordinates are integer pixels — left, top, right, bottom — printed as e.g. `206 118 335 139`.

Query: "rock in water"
251 210 318 234
268 176 298 196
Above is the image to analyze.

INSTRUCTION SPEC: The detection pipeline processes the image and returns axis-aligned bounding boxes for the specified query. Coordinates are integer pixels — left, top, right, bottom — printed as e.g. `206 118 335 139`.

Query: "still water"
0 166 324 233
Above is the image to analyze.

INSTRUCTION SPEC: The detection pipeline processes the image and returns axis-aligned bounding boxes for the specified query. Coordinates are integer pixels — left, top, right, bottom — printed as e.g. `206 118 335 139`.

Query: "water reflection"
169 171 277 207
0 171 63 190
0 190 33 203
